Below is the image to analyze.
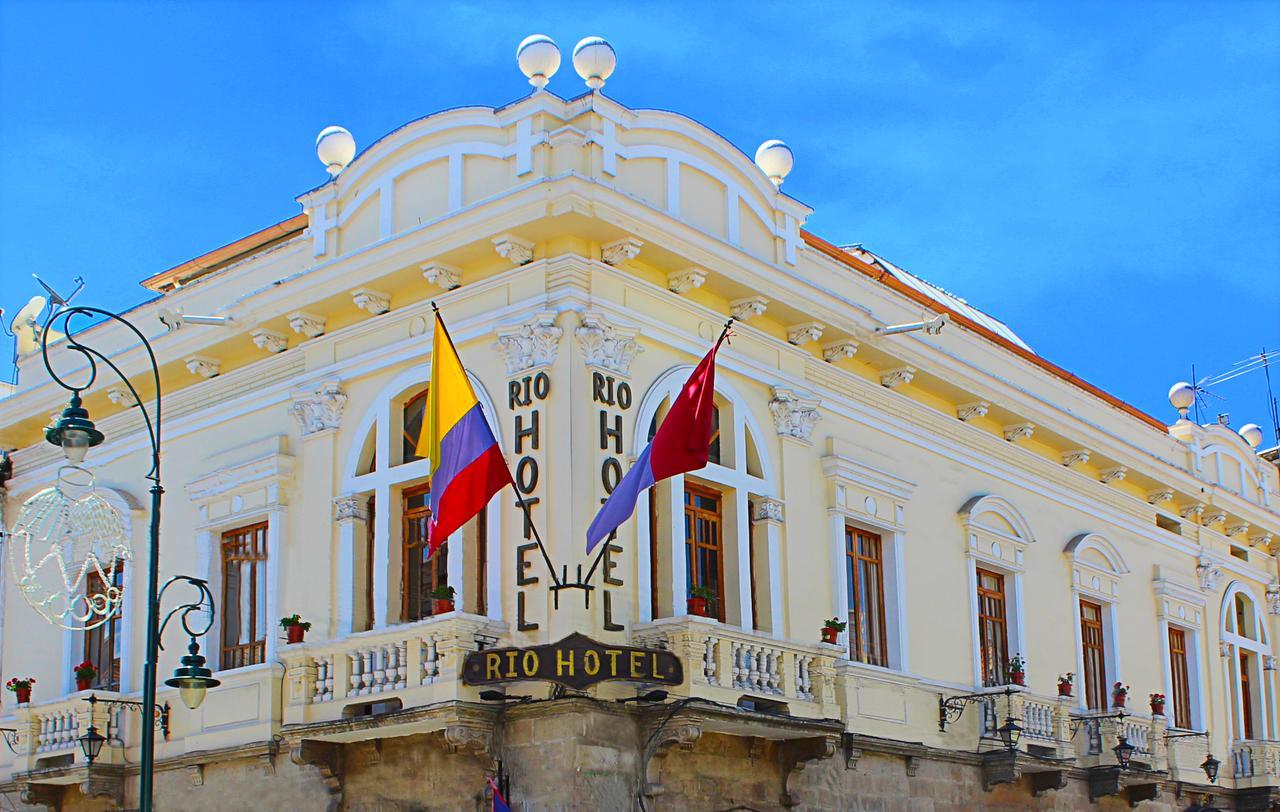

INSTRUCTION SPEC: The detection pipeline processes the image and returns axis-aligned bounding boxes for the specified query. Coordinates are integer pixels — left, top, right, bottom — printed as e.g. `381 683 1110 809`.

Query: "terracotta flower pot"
76 677 92 691
433 599 455 615
1057 683 1073 697
286 624 306 644
15 688 30 705
687 597 709 617
1113 694 1127 709
1010 671 1025 686
821 627 840 645
1151 701 1165 716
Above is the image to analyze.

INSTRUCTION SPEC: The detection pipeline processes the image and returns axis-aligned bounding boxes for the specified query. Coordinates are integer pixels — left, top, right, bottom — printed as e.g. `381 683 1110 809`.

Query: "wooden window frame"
976 568 1010 687
1168 626 1193 730
1080 599 1108 711
402 482 447 623
84 562 124 691
845 525 888 667
683 481 726 623
401 388 429 465
220 522 269 670
1241 650 1256 740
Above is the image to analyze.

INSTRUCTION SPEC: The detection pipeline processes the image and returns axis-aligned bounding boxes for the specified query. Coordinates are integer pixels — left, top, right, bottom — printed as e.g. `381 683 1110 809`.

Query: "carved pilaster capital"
421 262 462 290
769 387 822 444
287 311 327 338
251 328 289 354
492 233 535 265
1197 556 1223 592
575 311 643 376
495 312 563 376
730 296 769 321
956 401 989 422
601 238 642 265
351 288 391 315
752 497 785 525
1266 580 1280 615
291 380 348 435
334 495 369 523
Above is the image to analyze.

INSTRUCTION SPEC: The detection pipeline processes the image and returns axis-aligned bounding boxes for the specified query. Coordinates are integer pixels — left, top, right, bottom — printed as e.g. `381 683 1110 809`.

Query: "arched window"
634 369 777 633
1065 533 1129 710
1221 583 1274 741
960 495 1036 688
340 367 502 632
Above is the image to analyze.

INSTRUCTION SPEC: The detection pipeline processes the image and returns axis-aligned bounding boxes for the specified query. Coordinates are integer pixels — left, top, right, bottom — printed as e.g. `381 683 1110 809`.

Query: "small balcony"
631 616 841 719
1231 739 1280 789
280 611 507 732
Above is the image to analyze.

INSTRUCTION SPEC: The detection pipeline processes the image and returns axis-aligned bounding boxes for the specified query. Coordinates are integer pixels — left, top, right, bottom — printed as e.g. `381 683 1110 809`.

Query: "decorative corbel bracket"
780 734 839 808
291 739 344 812
642 721 701 798
19 782 63 811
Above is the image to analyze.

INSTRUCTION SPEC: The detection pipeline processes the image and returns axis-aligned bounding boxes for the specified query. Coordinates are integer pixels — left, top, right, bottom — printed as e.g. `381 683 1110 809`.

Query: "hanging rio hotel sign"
462 633 683 690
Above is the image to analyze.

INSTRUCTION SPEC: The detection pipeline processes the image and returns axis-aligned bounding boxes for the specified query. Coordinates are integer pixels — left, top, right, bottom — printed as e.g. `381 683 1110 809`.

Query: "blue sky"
2 1 1277 440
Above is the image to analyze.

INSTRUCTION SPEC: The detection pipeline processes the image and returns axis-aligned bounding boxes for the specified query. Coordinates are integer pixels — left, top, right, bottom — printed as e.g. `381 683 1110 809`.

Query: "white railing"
1233 739 1280 781
282 612 506 725
33 706 78 753
1020 696 1056 742
1122 714 1152 757
632 616 838 717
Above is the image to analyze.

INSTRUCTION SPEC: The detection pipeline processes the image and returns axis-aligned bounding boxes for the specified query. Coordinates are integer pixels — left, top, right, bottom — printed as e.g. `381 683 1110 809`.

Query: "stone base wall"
0 702 1239 811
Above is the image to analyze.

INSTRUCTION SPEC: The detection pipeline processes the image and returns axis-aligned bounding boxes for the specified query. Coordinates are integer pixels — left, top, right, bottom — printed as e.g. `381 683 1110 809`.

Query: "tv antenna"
1191 349 1280 445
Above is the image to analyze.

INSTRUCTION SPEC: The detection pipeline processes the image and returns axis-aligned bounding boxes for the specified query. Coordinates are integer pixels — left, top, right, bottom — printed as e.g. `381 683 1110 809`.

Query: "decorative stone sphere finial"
1239 423 1264 449
573 36 616 90
316 126 356 176
517 34 561 90
1168 381 1196 419
755 140 794 186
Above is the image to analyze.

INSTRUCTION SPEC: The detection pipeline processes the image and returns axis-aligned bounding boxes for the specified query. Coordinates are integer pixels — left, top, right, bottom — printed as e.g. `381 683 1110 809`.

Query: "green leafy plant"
823 617 848 632
279 614 312 631
1058 673 1074 685
688 585 717 601
1008 654 1026 673
5 677 35 693
74 661 98 681
431 585 456 601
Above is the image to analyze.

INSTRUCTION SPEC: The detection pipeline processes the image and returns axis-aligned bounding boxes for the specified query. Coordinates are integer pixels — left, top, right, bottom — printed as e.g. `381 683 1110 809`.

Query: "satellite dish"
11 295 47 355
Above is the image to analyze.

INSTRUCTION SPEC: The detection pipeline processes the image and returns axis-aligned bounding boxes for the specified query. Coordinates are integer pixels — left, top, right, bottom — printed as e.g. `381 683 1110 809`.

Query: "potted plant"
1113 682 1130 708
1149 692 1166 716
1007 654 1026 686
1057 673 1074 697
279 614 312 645
74 661 98 691
687 585 717 618
822 617 847 645
6 677 35 706
431 585 456 614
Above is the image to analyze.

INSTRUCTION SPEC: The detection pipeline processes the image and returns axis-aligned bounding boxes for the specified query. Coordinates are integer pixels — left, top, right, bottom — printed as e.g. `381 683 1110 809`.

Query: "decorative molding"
251 328 288 354
287 312 326 338
1220 640 1232 658
1225 522 1250 538
822 340 859 363
1201 509 1227 526
189 764 205 786
1179 503 1205 520
601 238 642 266
822 448 918 503
752 497 785 524
880 367 916 389
643 722 702 798
291 380 348 435
666 268 706 294
1267 580 1280 616
334 495 369 523
1003 422 1035 442
421 262 462 290
575 312 642 376
185 356 221 378
1146 489 1174 505
956 401 989 422
1251 532 1274 550
185 450 295 505
1196 556 1223 592
492 233 535 265
443 723 492 756
106 386 138 407
495 312 563 376
1099 466 1127 484
769 387 822 444
1265 655 1277 672
787 322 825 345
781 735 840 808
1061 449 1091 468
351 288 391 316
730 296 769 321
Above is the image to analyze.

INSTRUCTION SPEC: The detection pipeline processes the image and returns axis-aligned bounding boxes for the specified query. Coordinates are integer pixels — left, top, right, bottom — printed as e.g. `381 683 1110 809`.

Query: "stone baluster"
423 636 440 682
396 640 409 688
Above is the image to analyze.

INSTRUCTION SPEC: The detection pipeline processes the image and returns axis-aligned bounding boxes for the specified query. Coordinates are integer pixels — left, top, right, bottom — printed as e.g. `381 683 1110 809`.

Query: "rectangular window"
1168 626 1193 729
684 483 725 622
221 522 268 669
1241 650 1256 740
83 563 123 691
1080 600 1108 710
976 568 1009 687
846 526 888 667
403 484 447 622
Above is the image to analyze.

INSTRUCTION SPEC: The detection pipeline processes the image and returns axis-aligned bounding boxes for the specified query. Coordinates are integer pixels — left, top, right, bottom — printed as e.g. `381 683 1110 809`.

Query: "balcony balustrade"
631 616 840 718
1232 739 1280 789
0 691 129 780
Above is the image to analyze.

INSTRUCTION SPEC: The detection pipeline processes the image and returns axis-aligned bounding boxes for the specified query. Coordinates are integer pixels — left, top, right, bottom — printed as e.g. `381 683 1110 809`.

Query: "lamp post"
35 305 217 811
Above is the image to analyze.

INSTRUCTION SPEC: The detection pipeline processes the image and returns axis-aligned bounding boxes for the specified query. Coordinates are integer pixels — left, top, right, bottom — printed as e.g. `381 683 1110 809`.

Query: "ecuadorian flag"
416 312 510 556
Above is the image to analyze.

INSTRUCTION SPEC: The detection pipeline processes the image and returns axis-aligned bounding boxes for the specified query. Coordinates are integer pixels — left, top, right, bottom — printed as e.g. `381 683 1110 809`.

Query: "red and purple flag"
488 777 510 812
586 330 727 552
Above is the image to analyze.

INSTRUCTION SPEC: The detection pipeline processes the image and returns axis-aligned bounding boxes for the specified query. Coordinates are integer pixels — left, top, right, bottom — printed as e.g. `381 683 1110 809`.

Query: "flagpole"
430 302 562 588
578 317 736 588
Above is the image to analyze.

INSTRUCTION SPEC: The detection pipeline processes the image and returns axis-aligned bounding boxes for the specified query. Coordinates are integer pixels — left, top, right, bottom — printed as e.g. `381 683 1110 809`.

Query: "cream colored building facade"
0 50 1278 812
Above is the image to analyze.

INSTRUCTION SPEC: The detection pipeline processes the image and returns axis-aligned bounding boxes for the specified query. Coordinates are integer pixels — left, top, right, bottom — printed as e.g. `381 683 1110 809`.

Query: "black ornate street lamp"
1201 752 1221 784
36 306 217 811
1113 735 1136 770
77 692 172 765
996 716 1023 751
